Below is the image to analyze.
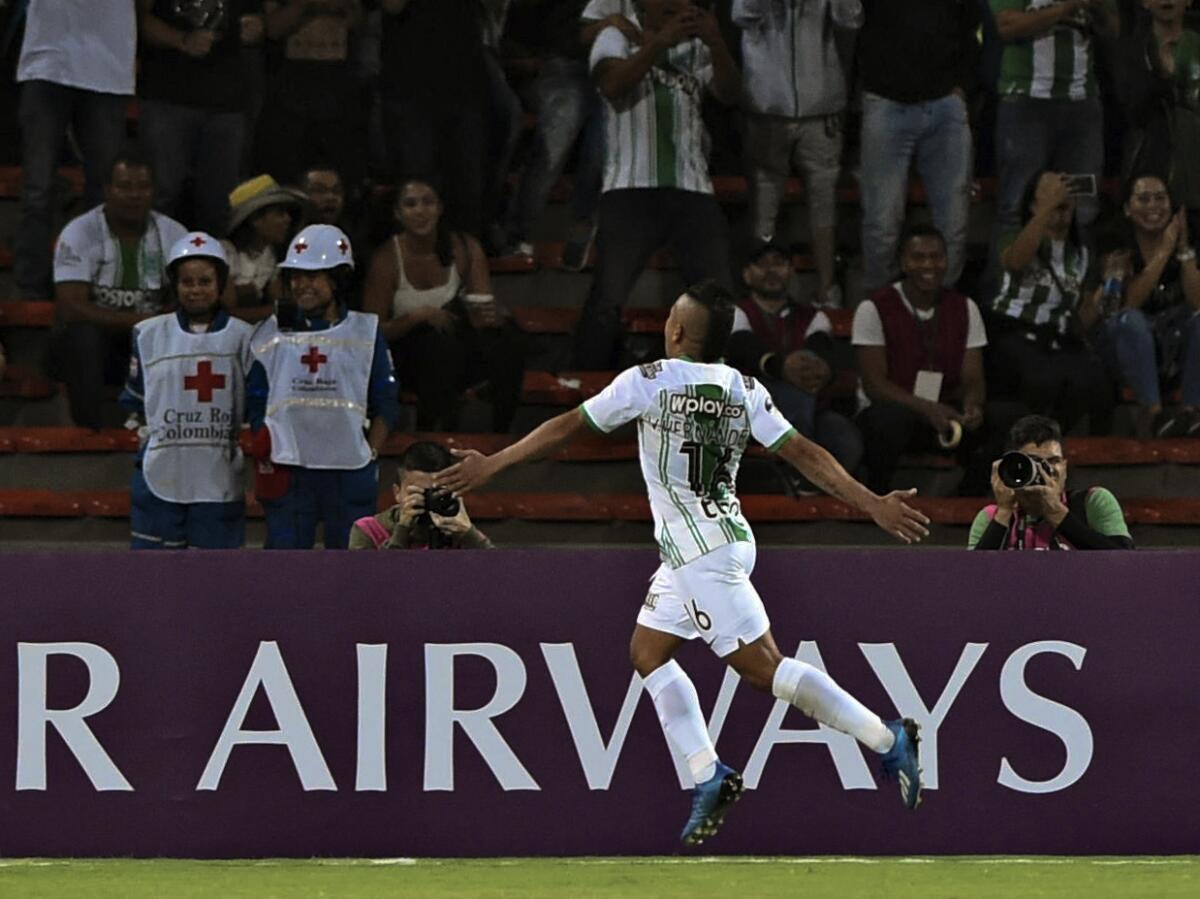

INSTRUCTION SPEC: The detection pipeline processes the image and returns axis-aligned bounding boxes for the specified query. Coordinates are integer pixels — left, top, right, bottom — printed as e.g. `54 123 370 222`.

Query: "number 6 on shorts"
689 598 713 632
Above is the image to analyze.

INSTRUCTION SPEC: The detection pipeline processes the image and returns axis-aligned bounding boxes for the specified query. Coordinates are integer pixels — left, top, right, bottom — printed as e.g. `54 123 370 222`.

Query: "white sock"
643 660 719 784
771 657 894 754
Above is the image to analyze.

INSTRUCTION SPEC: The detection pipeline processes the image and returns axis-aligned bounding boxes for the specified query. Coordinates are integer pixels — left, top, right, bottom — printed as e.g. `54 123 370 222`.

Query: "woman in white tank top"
364 177 525 431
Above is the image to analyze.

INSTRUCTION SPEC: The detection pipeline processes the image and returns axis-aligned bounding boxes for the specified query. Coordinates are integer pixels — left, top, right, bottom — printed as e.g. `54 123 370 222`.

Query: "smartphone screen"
1064 174 1097 197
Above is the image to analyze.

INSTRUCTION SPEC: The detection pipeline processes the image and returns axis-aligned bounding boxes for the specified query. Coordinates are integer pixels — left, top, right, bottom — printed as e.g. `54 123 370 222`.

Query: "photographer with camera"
350 441 493 549
969 414 1133 549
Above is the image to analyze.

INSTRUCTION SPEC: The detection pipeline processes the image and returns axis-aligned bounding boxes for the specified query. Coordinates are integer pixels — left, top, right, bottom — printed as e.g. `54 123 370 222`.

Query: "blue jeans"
761 377 864 474
138 100 245 236
994 96 1103 238
1103 308 1200 408
859 91 972 294
130 466 245 549
507 56 604 242
261 462 380 550
15 80 128 297
484 48 525 229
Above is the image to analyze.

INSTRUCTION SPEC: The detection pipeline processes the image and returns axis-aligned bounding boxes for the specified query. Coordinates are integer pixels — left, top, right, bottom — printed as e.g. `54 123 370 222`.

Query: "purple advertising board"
1 549 1198 857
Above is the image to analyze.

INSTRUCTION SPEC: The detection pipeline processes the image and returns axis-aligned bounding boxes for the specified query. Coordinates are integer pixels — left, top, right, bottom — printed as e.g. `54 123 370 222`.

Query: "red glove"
249 426 272 461
248 426 292 500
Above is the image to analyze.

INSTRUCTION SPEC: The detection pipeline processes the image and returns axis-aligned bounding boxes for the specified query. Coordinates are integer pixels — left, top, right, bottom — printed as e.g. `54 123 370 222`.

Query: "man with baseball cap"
726 240 862 488
246 223 400 548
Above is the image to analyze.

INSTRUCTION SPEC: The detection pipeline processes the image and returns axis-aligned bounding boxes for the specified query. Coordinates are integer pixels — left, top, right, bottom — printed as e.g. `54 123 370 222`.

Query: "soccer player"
438 280 930 845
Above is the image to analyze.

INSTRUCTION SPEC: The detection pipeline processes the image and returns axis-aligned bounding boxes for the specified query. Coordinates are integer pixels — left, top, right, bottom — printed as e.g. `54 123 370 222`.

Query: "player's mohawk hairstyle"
685 279 736 364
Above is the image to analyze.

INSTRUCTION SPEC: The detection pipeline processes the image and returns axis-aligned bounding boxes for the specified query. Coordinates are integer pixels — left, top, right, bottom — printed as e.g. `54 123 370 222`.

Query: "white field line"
1 857 1197 868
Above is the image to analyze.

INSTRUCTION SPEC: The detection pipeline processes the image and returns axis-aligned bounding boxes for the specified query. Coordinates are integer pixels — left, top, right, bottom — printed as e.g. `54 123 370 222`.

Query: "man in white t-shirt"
52 148 188 429
852 223 1025 496
572 0 741 369
441 279 929 846
14 0 137 299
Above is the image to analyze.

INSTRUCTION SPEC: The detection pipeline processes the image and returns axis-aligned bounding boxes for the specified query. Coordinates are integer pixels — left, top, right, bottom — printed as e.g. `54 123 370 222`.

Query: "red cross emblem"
184 360 226 403
336 238 349 255
189 235 207 247
293 238 309 255
301 346 328 373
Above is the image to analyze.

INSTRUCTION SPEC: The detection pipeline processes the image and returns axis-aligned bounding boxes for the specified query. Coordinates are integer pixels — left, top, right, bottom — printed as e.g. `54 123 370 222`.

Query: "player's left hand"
435 449 496 496
870 488 931 544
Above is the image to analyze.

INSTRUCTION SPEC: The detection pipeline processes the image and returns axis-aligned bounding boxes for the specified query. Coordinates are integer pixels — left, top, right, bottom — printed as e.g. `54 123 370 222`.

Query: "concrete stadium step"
512 304 851 337
2 487 1198 527
5 427 1194 466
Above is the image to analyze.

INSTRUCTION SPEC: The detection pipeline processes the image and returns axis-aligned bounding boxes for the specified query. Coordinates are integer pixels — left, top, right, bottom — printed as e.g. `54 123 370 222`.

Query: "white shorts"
636 541 771 658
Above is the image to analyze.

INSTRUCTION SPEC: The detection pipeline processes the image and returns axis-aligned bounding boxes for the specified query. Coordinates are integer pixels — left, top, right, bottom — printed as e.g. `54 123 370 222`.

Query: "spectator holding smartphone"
986 170 1115 433
363 177 525 432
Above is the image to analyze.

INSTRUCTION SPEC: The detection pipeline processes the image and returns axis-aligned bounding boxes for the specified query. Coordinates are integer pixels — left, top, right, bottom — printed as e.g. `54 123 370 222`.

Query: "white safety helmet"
277 224 355 272
167 231 228 270
166 231 229 291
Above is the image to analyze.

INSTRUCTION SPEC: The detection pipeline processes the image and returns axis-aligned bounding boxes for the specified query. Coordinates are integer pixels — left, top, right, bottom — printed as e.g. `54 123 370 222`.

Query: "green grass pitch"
0 857 1197 898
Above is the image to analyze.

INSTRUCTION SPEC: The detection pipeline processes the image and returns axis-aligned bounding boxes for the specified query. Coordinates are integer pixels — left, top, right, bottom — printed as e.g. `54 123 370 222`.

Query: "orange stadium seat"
0 299 55 327
0 366 56 400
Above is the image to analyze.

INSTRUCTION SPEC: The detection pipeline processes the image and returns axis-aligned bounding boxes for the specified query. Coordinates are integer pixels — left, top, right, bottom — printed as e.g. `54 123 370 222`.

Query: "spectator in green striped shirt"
572 0 742 369
986 170 1116 433
988 0 1118 292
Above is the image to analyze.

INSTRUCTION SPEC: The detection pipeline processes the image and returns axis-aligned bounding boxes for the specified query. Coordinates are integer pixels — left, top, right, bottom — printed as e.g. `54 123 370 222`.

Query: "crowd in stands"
2 0 1199 550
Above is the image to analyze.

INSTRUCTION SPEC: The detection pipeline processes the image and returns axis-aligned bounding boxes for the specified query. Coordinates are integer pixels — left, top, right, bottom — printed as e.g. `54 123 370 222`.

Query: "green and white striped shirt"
581 359 795 568
991 238 1089 335
993 0 1111 101
590 27 715 194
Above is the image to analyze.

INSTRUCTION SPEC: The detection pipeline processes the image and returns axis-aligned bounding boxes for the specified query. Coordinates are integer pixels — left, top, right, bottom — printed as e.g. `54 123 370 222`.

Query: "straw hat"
227 174 308 233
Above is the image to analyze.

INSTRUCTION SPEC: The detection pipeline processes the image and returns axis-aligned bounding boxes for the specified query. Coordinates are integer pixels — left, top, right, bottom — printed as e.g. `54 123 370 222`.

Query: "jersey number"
679 441 733 499
689 599 713 632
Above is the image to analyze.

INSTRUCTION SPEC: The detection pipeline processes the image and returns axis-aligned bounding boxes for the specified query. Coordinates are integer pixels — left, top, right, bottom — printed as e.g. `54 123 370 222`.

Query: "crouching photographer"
350 441 494 550
968 415 1134 550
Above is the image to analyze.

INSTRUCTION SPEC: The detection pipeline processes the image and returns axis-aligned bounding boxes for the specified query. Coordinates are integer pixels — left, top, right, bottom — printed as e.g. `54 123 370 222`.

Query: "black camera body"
997 451 1055 490
417 487 462 549
275 298 302 332
423 487 461 518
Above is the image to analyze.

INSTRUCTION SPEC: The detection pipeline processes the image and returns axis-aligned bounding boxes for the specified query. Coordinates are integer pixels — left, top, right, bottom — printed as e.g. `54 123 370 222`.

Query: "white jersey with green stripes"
993 0 1112 101
581 358 796 569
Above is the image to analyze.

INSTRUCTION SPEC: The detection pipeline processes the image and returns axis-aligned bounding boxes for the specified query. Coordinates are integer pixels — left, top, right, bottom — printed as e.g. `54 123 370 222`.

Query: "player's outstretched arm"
774 432 931 544
436 408 591 495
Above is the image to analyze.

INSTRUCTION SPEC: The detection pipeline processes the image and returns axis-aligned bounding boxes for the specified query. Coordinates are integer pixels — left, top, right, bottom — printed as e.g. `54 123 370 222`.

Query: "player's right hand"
436 449 496 496
870 488 931 544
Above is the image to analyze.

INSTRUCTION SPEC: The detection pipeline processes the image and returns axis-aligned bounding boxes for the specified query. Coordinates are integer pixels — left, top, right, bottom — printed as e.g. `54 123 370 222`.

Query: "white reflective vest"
251 311 378 469
135 313 252 503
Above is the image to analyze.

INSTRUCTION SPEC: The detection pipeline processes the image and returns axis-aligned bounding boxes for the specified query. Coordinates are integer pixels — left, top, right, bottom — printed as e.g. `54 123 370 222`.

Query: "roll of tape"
939 419 963 450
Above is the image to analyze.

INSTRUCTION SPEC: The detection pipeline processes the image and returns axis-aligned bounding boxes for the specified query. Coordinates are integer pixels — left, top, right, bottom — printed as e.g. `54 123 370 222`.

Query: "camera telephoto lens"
997 451 1040 489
